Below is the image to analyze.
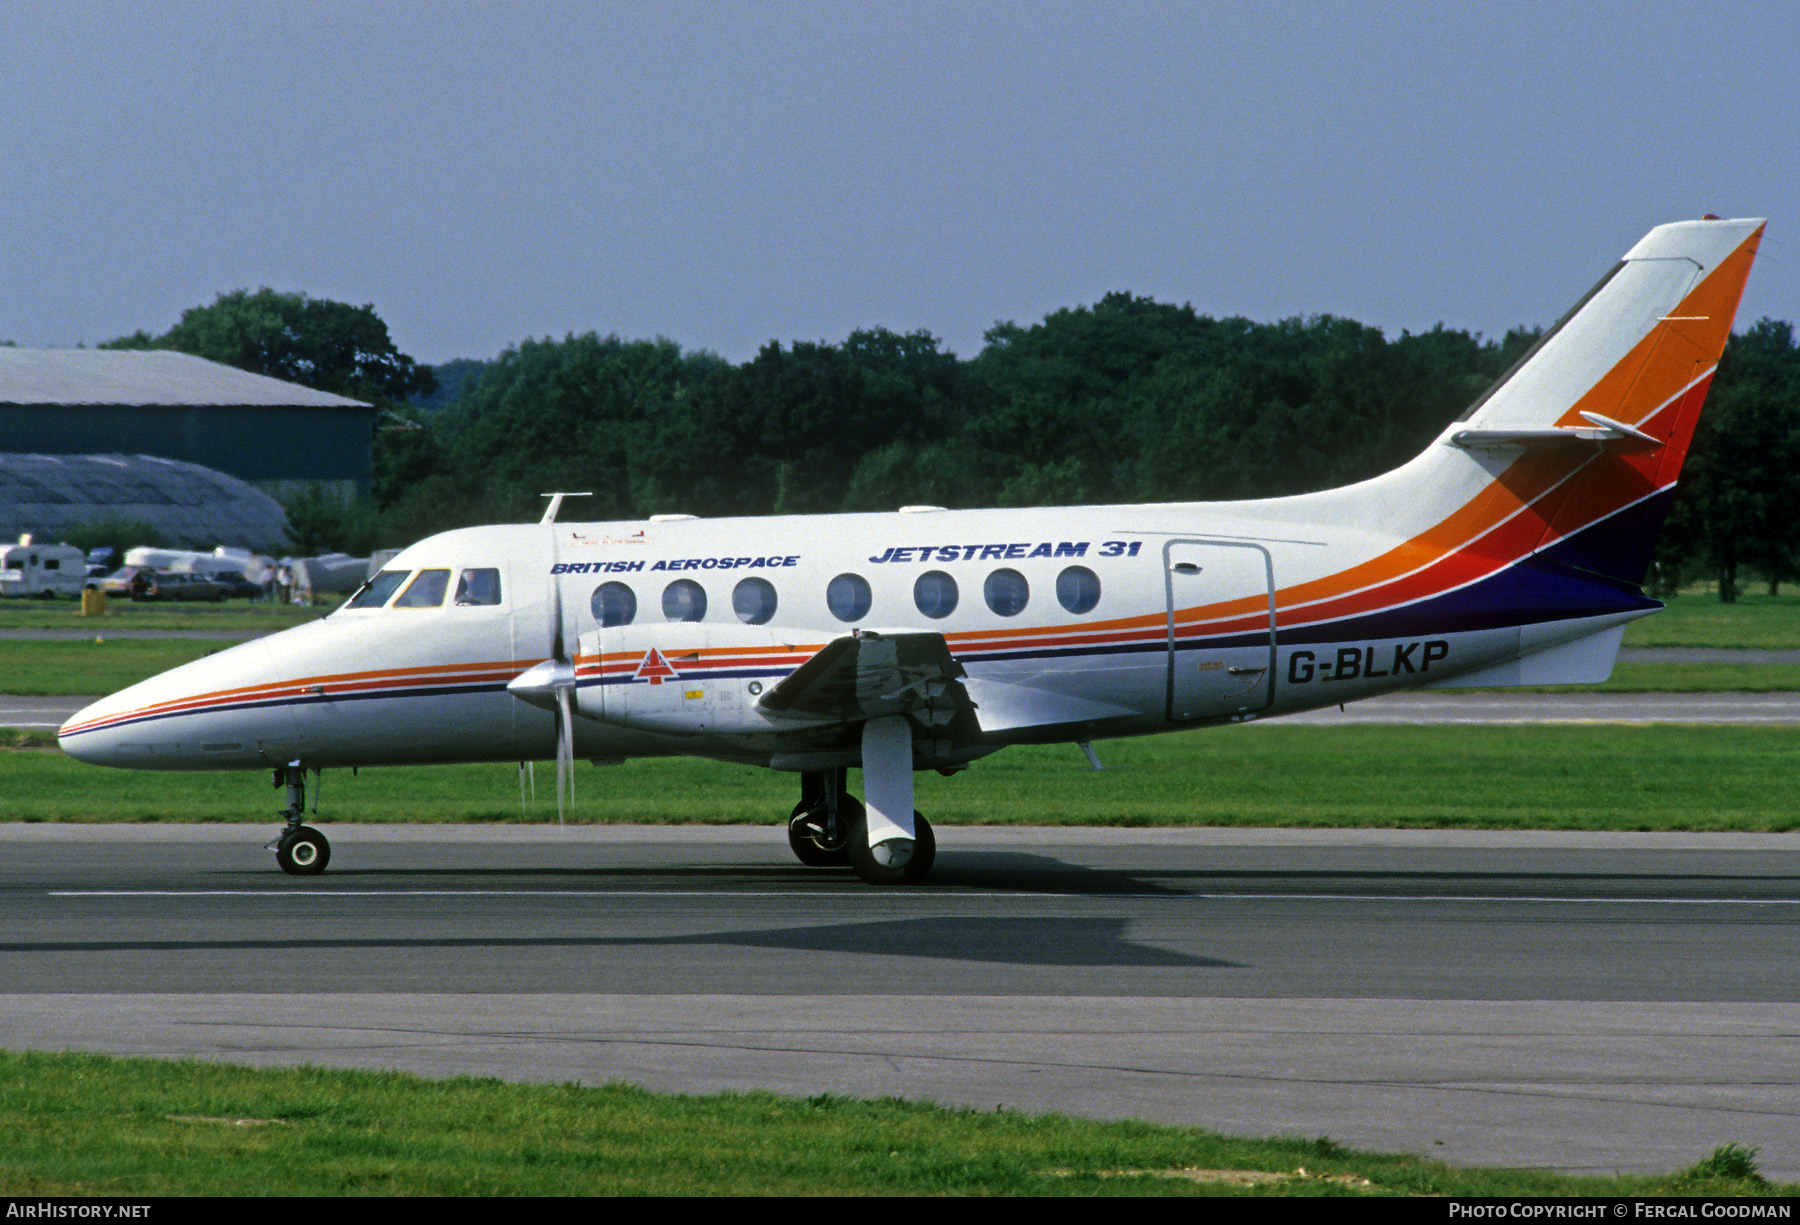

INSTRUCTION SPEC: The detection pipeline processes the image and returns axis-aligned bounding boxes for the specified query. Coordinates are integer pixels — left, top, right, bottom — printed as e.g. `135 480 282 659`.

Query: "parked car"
212 570 263 600
137 572 228 602
93 567 154 599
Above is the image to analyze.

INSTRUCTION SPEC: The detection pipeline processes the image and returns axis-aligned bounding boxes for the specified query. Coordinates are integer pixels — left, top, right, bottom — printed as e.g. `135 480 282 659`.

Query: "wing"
756 630 981 745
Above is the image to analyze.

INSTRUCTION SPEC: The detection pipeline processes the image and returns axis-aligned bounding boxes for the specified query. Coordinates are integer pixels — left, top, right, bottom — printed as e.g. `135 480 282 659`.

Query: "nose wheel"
276 825 331 875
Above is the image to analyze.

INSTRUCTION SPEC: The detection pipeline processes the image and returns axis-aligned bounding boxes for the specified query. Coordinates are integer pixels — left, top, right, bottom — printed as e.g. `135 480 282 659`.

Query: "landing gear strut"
266 762 331 876
784 720 938 886
787 769 855 866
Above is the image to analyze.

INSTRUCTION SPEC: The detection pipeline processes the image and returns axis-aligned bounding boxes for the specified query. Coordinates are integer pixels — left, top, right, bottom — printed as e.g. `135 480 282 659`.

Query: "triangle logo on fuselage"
634 649 678 685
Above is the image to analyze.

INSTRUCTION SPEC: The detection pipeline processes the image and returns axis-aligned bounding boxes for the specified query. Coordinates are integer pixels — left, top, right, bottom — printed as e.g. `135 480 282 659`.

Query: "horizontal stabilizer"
1450 415 1660 451
1424 624 1628 689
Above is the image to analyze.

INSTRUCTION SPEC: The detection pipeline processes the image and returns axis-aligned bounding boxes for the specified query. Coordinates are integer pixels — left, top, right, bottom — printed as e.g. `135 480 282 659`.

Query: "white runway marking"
48 889 1798 905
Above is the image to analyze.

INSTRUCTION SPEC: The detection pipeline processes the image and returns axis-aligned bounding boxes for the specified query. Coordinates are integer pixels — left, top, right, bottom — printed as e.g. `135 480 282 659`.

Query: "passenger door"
1163 538 1277 722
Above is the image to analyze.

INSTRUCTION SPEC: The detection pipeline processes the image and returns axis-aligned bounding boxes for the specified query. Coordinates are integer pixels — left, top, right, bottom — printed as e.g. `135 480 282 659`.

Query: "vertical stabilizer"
1387 217 1764 590
1451 218 1763 464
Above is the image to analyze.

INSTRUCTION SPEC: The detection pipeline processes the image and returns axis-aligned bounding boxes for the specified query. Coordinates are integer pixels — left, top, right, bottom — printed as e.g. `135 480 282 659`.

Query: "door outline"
1163 537 1277 722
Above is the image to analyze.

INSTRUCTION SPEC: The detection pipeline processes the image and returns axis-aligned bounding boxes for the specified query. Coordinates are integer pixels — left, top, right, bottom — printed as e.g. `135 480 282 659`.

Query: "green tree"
1661 319 1800 600
426 334 730 526
659 328 975 515
279 484 383 557
105 288 436 404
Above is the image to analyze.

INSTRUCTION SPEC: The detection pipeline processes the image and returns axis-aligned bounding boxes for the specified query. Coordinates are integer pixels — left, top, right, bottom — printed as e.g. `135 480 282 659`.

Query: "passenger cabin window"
733 576 777 625
1056 565 1101 614
663 579 707 622
913 571 958 619
454 568 503 606
827 573 871 622
393 569 450 608
592 581 637 627
347 569 410 609
984 568 1029 617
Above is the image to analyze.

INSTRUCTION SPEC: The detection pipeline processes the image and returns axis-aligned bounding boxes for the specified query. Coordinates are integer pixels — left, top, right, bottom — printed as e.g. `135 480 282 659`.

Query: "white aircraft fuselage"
58 217 1767 884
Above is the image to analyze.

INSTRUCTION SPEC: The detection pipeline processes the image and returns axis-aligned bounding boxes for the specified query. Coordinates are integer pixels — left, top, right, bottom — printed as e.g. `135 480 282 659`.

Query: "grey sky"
4 1 1793 366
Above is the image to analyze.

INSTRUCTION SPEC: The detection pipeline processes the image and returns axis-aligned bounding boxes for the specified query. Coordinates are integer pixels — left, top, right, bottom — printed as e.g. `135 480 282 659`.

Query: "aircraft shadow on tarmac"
289 851 1796 897
302 851 1192 894
639 916 1238 966
2 918 1235 969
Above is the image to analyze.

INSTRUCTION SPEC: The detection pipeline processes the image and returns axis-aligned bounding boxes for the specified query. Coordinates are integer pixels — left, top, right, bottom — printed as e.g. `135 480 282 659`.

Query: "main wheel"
847 810 935 886
276 825 331 876
787 795 855 866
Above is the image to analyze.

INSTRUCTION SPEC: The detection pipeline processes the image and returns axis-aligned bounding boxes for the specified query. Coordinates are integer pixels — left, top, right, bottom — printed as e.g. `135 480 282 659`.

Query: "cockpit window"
454 567 503 606
346 569 410 609
393 569 450 608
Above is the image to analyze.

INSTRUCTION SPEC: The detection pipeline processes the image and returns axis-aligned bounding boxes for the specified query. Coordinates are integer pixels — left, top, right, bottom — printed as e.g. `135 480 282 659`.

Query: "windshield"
345 569 411 610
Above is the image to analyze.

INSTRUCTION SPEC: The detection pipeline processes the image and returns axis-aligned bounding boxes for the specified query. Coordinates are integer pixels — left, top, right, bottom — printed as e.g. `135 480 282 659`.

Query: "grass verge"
1549 663 1800 691
0 1051 1783 1197
7 725 1798 832
0 638 221 696
0 599 327 633
1624 593 1800 649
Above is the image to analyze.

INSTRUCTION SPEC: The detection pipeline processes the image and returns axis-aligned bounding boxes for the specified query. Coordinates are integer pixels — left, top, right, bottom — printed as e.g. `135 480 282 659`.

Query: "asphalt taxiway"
0 824 1793 1179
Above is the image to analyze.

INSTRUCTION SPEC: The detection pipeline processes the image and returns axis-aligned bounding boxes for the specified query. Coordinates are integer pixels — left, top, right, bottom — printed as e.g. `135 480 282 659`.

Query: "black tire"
276 825 331 876
787 795 855 866
847 809 935 886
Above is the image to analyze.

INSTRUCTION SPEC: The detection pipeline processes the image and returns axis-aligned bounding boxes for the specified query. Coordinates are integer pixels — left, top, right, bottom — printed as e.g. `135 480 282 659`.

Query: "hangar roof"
0 349 369 408
0 453 290 551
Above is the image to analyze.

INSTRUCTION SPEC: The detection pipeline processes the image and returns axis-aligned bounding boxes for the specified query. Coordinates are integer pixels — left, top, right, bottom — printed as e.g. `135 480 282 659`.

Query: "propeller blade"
548 550 568 663
556 683 575 825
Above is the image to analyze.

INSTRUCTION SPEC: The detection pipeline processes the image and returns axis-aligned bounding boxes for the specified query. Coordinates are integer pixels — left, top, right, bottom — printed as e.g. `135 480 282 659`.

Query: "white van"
0 537 87 599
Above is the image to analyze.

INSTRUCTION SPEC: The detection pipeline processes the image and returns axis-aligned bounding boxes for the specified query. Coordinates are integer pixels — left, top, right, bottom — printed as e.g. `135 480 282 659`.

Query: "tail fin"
1392 217 1763 590
1254 219 1763 682
1450 217 1763 468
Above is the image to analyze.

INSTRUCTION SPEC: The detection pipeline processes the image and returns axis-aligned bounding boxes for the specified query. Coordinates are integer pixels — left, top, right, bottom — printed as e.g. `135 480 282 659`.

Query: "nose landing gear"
265 762 332 876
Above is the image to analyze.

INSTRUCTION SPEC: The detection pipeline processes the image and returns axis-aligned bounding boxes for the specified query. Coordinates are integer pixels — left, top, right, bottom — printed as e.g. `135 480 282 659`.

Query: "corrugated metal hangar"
0 453 290 551
0 348 373 498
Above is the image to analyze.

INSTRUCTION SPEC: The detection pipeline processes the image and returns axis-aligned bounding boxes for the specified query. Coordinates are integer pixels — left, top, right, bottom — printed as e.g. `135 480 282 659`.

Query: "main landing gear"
785 723 937 887
266 762 331 876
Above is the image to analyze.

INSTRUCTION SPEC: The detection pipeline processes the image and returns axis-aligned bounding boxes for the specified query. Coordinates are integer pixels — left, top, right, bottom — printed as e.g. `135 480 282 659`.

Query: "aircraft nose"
57 638 300 770
58 692 144 767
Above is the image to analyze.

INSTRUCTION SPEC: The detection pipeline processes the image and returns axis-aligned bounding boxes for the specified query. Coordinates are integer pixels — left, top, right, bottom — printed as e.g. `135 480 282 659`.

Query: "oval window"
591 581 637 627
662 579 707 622
733 576 778 625
1056 565 1101 614
913 570 958 619
827 573 872 622
983 568 1029 617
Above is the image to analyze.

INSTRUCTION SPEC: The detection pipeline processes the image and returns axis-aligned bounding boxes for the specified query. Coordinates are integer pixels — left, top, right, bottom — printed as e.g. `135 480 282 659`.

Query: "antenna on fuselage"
539 492 594 524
